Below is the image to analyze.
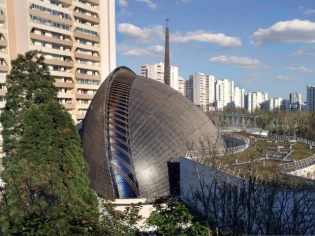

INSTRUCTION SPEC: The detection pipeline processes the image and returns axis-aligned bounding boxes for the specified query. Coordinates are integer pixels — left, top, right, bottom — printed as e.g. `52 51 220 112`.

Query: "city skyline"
116 0 315 100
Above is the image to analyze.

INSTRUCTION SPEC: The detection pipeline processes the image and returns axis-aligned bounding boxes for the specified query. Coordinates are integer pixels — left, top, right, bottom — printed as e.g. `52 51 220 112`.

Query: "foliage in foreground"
0 51 100 235
146 196 210 236
0 50 57 160
0 102 99 235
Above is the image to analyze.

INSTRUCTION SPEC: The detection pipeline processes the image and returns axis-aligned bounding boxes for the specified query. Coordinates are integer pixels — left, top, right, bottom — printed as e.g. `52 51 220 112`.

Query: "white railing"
268 133 315 172
186 132 250 159
268 133 315 146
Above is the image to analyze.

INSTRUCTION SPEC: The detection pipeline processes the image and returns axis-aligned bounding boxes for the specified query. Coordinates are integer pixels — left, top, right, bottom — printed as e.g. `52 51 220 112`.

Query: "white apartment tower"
233 87 245 108
187 72 215 111
307 85 315 111
245 93 252 113
185 77 193 102
215 79 234 110
0 0 116 124
178 76 185 96
290 92 302 110
251 92 268 112
140 62 179 91
267 97 282 111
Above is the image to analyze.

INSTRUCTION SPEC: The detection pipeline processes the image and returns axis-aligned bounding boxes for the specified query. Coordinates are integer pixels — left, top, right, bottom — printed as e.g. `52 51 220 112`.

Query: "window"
52 44 61 50
77 78 99 85
75 27 99 37
31 4 70 19
31 15 71 30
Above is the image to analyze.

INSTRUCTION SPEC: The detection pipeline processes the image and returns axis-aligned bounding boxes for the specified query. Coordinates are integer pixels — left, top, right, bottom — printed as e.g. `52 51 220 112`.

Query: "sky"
115 0 315 101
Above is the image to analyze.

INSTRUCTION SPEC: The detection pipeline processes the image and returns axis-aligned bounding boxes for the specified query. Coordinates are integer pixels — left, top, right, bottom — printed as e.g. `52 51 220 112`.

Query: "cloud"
276 76 295 81
119 0 128 7
171 30 242 48
121 45 164 57
208 56 268 68
118 23 163 42
282 66 313 73
245 72 258 78
251 19 315 47
292 49 304 56
304 9 315 15
135 0 158 9
177 0 193 4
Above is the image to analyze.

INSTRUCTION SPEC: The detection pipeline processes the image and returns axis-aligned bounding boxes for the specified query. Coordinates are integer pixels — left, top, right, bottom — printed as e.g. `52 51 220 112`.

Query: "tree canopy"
0 50 57 159
0 51 100 235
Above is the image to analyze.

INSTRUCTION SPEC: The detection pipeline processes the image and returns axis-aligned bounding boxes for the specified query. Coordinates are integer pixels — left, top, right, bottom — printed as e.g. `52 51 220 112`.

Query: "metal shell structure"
81 67 223 198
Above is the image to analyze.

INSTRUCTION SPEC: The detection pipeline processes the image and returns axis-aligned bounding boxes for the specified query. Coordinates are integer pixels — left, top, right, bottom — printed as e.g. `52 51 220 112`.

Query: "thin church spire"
164 17 170 86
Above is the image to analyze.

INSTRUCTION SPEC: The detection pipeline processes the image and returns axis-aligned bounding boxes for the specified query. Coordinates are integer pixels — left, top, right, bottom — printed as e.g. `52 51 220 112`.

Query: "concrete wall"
180 157 315 235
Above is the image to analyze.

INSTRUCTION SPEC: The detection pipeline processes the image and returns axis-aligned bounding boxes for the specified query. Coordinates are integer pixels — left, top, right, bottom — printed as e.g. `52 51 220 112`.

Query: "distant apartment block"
281 99 291 111
215 79 234 110
186 72 215 111
0 0 116 124
185 77 193 102
289 92 302 110
245 92 268 112
244 93 252 112
267 97 282 111
178 76 185 96
140 62 179 91
233 87 245 109
307 85 315 111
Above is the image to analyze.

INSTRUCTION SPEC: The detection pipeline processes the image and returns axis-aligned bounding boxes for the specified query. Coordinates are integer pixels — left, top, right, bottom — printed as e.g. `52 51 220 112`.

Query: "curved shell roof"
81 67 224 198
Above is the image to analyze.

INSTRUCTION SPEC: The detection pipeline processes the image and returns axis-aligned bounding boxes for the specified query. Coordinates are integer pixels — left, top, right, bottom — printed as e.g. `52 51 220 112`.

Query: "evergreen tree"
0 50 57 160
0 102 98 235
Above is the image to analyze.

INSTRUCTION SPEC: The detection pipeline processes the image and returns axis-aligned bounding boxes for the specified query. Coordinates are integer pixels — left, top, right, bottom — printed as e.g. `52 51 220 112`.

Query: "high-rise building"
245 92 268 112
233 87 245 108
186 72 215 111
0 0 116 124
178 76 185 96
140 62 179 91
215 79 234 110
250 92 268 112
244 93 252 112
281 99 291 111
185 77 193 102
307 85 315 111
289 92 302 110
267 97 282 111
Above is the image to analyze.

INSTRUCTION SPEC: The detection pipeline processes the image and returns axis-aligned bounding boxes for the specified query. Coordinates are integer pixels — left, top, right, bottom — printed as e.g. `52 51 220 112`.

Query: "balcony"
57 92 74 99
29 10 73 27
0 65 9 72
74 52 100 62
75 73 101 80
0 90 6 96
0 15 5 23
55 0 72 5
45 59 74 68
76 93 94 100
51 70 73 78
64 103 75 110
54 82 75 89
76 114 86 120
30 33 73 47
73 11 100 24
73 32 100 43
0 38 7 47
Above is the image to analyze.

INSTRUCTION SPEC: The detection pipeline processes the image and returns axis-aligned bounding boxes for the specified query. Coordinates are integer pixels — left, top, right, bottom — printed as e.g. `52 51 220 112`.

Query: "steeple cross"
166 17 170 27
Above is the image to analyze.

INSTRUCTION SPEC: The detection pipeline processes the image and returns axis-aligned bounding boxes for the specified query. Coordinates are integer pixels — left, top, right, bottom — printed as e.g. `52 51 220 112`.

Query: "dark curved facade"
81 67 224 198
